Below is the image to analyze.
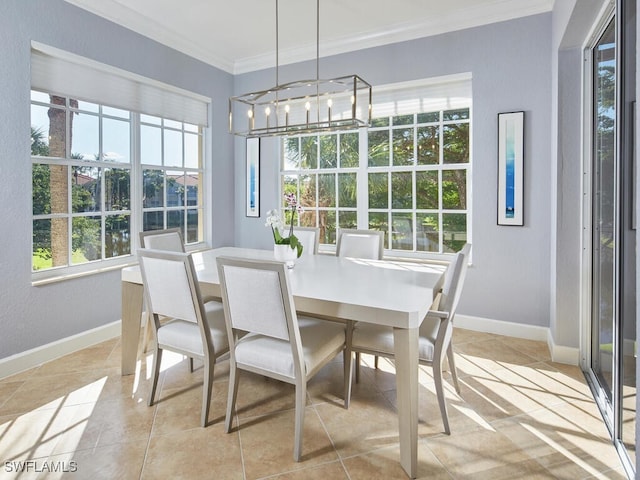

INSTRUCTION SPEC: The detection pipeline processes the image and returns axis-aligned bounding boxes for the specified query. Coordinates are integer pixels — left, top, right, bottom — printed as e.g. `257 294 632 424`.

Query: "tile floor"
0 328 629 479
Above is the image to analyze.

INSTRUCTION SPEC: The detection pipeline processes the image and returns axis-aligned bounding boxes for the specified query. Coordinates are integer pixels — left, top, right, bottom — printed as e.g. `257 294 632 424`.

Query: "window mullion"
357 127 368 229
131 113 142 250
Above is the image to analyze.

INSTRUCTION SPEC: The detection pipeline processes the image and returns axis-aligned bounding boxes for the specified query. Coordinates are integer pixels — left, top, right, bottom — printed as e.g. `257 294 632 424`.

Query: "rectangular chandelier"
229 74 372 137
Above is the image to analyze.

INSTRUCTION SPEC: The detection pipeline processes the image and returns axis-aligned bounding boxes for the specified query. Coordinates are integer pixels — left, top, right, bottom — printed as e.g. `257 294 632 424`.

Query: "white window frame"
30 45 211 284
279 76 472 259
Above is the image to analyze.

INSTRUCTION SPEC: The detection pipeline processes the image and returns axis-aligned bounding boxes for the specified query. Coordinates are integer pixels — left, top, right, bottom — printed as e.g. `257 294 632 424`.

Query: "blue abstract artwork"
498 111 523 225
246 137 260 217
505 119 516 218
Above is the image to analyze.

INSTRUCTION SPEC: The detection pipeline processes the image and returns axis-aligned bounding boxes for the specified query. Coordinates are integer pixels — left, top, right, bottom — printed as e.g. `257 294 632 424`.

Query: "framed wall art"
497 111 524 226
246 137 260 217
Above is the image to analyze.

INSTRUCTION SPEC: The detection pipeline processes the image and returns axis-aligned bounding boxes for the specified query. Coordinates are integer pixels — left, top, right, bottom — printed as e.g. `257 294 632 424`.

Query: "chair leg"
224 361 239 433
355 352 361 384
374 355 379 369
293 379 306 462
141 312 154 354
433 357 451 435
447 344 460 394
189 357 195 373
344 349 353 409
200 357 214 427
148 347 163 407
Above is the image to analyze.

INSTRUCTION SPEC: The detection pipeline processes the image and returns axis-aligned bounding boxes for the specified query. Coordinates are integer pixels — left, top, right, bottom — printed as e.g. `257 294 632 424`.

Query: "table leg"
121 281 144 376
394 326 419 479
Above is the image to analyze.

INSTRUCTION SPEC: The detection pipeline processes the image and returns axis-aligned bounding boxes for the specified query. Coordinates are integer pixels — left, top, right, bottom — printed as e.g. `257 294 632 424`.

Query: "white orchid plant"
266 193 304 258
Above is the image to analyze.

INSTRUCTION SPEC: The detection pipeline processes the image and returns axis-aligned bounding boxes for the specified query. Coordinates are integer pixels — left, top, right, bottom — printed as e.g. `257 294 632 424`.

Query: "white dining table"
120 246 445 478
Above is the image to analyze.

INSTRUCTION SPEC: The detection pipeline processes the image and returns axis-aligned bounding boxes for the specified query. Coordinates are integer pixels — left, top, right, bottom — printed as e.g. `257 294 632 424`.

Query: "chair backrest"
138 249 212 347
292 227 320 256
439 243 471 318
217 256 304 372
336 229 384 260
139 228 185 252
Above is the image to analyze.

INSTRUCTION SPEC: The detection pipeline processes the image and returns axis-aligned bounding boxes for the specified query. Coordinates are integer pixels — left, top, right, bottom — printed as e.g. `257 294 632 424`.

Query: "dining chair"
346 243 471 434
139 227 222 370
138 248 229 427
336 229 384 260
139 227 184 252
216 256 351 461
292 227 320 256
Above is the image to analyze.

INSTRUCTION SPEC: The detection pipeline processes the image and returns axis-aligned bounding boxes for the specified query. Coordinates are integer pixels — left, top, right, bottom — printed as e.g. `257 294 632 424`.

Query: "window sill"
31 242 210 286
31 258 138 286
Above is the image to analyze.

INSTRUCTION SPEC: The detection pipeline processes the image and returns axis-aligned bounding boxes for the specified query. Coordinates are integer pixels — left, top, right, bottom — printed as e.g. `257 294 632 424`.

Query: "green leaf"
288 234 304 258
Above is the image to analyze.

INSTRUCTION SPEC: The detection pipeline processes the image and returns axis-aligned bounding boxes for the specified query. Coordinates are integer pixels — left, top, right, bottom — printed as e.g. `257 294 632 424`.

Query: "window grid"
140 116 204 244
280 108 470 255
281 132 359 245
31 91 205 275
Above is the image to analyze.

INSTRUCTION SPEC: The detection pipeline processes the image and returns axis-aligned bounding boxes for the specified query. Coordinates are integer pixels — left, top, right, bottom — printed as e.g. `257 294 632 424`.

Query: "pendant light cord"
275 0 279 88
316 0 319 82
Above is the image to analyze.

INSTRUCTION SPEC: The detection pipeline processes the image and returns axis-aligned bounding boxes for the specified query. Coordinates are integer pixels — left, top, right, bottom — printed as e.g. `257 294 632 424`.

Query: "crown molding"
233 0 554 74
63 0 235 73
64 0 554 76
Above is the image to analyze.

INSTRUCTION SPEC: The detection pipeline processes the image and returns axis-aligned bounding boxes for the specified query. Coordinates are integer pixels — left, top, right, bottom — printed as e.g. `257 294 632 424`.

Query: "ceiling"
63 0 555 74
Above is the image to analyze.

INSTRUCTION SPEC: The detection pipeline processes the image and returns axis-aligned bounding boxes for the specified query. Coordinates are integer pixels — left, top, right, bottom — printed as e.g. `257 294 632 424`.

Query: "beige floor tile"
232 371 303 419
315 392 401 458
454 338 539 370
426 424 543 479
0 370 114 417
306 359 353 407
495 336 552 362
151 379 229 435
0 405 80 462
0 367 38 384
142 427 243 480
384 382 487 437
0 329 628 480
451 328 496 345
267 460 348 479
0 381 22 410
492 405 622 474
343 443 453 479
43 441 147 480
237 407 338 479
33 340 120 377
52 396 156 454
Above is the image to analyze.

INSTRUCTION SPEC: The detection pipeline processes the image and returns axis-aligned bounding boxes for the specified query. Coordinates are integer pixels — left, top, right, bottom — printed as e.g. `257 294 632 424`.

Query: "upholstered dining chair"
139 227 222 370
292 227 320 256
216 256 351 461
336 229 384 260
138 249 229 427
336 228 385 376
346 243 471 434
139 227 184 252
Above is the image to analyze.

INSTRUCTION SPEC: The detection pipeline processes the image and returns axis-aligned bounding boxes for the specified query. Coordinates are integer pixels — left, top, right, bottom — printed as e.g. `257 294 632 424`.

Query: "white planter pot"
273 244 297 269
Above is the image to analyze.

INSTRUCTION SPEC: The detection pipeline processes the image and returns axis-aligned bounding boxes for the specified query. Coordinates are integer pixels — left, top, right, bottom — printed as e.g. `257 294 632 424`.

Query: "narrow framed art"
497 111 524 225
245 137 260 217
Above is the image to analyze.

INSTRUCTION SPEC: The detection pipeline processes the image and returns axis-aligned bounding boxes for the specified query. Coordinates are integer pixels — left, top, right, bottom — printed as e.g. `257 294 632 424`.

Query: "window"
30 44 209 278
368 109 470 253
282 131 359 245
31 92 206 274
280 78 471 256
140 116 204 243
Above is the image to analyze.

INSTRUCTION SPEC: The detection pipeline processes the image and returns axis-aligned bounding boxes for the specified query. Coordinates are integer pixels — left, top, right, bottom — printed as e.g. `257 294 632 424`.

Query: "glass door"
586 1 636 475
591 15 616 423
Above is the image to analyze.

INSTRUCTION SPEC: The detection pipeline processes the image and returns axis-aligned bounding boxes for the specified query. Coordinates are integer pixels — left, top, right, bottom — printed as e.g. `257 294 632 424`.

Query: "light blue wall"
0 0 234 358
235 14 554 329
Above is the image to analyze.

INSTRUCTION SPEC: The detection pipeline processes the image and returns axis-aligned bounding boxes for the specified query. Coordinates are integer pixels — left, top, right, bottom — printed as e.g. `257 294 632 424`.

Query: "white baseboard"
1 314 582 380
0 320 121 380
456 314 579 365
